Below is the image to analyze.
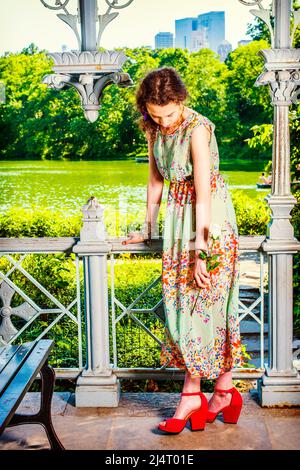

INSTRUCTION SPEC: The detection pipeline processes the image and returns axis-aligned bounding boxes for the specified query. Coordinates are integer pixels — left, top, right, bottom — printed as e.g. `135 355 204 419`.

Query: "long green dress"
153 110 244 379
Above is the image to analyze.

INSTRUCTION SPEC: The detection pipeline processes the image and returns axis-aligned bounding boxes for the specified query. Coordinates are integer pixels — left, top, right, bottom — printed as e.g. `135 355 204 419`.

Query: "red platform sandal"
206 386 243 424
158 391 208 434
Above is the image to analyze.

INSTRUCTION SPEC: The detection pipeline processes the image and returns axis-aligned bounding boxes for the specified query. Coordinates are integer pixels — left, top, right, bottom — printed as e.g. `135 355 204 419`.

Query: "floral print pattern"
154 111 244 379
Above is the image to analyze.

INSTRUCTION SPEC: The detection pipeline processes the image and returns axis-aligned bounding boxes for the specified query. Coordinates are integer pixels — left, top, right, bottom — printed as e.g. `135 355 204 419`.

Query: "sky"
0 0 254 55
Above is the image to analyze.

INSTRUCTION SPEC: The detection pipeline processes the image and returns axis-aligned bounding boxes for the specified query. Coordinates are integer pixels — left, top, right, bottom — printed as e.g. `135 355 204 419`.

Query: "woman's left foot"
206 387 243 424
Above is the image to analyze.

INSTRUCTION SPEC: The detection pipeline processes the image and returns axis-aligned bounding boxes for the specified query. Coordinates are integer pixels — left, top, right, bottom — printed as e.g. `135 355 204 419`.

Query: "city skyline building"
175 17 198 50
174 11 226 55
217 39 232 62
155 11 251 56
190 28 208 53
155 32 174 49
197 11 225 54
238 39 252 47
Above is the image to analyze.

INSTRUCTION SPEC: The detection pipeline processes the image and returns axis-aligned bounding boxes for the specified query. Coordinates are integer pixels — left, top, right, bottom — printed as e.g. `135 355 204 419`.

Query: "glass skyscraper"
155 32 174 49
175 18 198 50
175 11 225 53
197 11 225 54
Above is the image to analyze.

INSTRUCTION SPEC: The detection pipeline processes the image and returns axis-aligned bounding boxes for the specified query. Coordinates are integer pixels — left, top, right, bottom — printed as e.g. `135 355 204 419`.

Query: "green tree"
154 48 190 77
224 40 272 159
184 48 228 130
243 2 300 176
1 37 297 163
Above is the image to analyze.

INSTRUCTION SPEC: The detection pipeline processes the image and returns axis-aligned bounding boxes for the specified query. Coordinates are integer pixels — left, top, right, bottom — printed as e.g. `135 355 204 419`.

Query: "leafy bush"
0 193 270 238
231 190 271 235
0 207 81 237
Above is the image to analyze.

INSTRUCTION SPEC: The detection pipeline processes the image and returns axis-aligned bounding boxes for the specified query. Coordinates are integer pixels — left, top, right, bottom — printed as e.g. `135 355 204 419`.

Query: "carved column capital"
256 49 300 105
42 50 133 122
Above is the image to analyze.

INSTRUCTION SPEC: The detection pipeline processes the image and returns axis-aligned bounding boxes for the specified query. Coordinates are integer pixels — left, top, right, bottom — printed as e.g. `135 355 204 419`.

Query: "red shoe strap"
214 387 235 393
181 391 202 396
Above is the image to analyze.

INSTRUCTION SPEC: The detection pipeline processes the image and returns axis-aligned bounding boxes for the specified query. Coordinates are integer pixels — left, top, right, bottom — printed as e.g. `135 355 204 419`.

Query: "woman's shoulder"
186 110 216 135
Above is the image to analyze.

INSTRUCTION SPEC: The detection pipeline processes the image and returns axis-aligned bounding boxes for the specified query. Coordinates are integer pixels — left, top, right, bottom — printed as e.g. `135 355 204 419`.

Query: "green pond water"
0 160 269 217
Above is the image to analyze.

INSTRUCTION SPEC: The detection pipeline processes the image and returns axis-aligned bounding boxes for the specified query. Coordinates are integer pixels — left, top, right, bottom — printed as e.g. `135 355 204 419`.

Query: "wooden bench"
0 339 64 450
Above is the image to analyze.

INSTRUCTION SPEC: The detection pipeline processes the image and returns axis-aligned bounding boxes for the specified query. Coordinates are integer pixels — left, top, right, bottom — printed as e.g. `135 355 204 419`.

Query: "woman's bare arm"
122 134 164 245
191 124 212 252
144 133 164 237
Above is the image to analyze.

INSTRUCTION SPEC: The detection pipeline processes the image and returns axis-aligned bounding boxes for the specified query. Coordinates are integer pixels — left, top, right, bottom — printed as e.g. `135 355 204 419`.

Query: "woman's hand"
121 231 148 245
193 256 211 288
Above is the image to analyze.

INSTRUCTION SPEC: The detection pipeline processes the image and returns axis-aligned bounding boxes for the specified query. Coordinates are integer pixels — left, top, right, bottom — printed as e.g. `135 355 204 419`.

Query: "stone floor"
1 390 300 451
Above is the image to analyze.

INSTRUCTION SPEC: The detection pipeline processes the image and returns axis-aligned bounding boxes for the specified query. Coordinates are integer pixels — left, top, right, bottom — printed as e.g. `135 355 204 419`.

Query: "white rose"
209 223 222 240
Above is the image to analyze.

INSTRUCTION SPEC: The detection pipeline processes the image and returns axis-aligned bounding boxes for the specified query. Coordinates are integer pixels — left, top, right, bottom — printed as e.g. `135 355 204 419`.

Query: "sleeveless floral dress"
153 110 244 379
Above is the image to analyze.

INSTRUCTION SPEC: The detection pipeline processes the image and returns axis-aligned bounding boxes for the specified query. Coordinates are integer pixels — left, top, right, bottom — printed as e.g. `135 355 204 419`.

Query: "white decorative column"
73 196 120 407
239 0 300 406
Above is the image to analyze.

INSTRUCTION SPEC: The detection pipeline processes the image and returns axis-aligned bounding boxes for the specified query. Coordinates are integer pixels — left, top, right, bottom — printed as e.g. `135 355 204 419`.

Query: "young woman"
122 67 244 434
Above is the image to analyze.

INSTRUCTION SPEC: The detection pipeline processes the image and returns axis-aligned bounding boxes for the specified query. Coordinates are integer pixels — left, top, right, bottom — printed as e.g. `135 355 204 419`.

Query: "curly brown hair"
136 67 189 142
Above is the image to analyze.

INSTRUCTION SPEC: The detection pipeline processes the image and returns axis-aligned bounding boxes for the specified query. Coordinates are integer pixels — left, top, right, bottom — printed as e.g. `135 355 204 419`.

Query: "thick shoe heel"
190 410 206 431
222 405 242 424
190 398 208 431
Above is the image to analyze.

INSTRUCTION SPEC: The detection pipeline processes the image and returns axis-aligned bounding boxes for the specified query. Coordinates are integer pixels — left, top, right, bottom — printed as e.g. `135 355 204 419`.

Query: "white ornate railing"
0 235 269 381
109 240 268 376
0 238 84 378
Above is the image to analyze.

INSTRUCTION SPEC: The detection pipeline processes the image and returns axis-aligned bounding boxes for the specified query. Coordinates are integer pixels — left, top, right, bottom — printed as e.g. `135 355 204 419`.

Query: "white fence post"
73 196 120 407
253 0 300 406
